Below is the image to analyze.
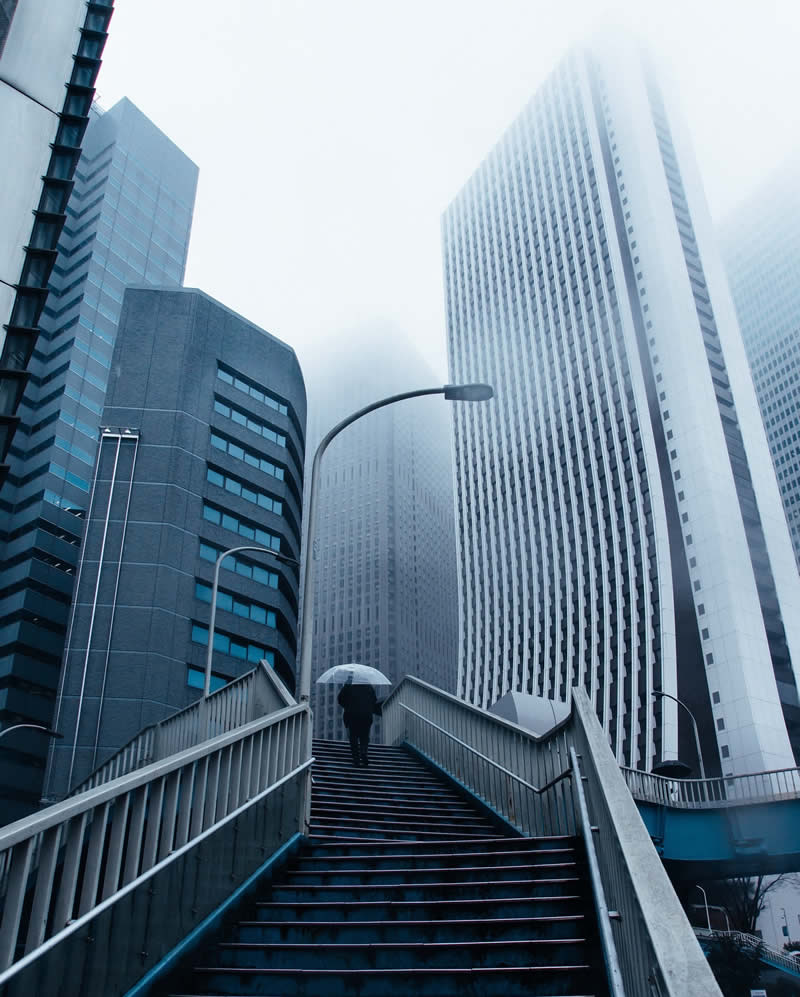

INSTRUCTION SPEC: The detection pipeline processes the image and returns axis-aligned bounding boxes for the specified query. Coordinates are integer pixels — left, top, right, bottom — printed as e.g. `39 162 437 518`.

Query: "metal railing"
622 765 800 809
0 702 311 997
67 659 294 796
382 676 722 997
695 927 800 977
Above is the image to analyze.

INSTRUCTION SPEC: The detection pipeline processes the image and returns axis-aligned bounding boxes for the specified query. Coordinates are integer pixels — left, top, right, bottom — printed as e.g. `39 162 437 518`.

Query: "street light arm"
204 544 300 699
653 689 706 781
0 724 63 741
296 383 493 703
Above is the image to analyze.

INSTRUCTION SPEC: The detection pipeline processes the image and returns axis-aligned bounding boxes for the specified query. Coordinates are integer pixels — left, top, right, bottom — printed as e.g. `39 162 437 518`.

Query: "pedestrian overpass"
0 667 721 996
621 765 800 880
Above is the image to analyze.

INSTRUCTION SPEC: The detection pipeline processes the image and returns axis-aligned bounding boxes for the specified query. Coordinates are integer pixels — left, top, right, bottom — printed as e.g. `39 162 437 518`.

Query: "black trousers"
348 716 372 765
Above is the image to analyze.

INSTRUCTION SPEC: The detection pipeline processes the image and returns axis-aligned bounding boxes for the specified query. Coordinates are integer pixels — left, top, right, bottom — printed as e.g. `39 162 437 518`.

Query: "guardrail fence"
0 702 311 997
67 659 293 796
382 676 722 997
622 765 800 809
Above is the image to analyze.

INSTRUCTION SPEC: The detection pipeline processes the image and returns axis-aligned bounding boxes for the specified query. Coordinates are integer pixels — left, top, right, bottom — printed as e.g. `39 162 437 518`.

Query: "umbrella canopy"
316 663 392 687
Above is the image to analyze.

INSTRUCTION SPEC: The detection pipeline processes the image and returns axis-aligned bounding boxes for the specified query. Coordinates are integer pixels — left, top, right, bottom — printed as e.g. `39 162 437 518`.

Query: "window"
195 581 277 629
209 431 285 481
206 466 282 516
720 745 730 758
213 398 287 448
199 541 280 589
217 364 288 416
202 503 281 551
187 666 228 692
190 622 275 665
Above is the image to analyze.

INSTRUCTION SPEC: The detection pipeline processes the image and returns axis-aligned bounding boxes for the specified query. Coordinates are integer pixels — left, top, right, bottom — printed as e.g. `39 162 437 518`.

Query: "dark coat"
338 683 378 728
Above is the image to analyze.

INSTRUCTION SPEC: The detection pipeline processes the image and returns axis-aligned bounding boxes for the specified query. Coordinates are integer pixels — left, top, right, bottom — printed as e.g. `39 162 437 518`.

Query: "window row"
217 365 288 416
206 466 283 516
199 541 280 589
213 398 286 448
202 502 281 551
191 622 275 664
210 431 285 481
195 581 277 629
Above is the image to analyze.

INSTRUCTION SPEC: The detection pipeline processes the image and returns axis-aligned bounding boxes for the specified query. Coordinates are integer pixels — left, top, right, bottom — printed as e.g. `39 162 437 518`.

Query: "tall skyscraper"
45 288 305 799
0 98 197 821
719 160 800 571
444 33 800 776
0 0 113 483
305 329 459 740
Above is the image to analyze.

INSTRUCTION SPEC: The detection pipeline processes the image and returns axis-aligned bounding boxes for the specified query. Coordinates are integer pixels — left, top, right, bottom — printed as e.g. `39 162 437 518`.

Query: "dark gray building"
0 98 196 820
305 328 458 741
45 288 306 800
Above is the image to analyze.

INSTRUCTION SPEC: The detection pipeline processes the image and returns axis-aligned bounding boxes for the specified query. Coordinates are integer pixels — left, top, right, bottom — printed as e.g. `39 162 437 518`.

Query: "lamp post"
653 689 706 781
296 383 494 703
696 884 711 931
0 724 63 742
203 545 299 698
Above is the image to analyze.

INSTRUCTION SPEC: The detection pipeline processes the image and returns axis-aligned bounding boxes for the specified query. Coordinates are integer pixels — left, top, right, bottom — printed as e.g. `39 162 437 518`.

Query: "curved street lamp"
653 689 706 781
203 545 300 698
296 382 494 702
0 724 63 742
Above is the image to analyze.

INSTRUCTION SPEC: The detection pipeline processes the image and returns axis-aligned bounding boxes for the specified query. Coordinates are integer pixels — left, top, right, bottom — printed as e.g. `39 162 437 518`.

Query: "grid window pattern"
210 430 285 481
190 622 275 664
195 581 277 629
217 365 288 416
213 397 287 448
202 502 281 551
206 466 283 516
199 541 280 589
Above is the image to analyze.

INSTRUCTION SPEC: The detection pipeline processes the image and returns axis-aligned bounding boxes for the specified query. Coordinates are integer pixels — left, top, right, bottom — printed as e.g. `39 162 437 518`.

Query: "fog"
94 0 800 380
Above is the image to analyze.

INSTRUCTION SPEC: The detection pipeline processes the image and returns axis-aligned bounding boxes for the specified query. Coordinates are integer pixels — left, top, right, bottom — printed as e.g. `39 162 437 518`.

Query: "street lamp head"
443 383 494 402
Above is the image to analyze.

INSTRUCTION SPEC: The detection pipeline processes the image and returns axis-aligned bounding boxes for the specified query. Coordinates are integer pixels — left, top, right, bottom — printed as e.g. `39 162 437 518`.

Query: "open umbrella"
316 663 391 687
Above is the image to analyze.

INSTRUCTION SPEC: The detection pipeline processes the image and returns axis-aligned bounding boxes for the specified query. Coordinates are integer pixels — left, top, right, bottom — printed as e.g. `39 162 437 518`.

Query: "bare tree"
708 874 800 934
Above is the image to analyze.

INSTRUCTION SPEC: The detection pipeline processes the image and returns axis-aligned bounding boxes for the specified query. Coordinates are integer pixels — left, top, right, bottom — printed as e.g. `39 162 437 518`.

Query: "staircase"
161 739 609 996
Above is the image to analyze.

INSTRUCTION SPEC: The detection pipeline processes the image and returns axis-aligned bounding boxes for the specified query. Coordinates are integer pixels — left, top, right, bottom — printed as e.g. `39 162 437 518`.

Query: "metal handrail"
0 702 310 984
383 675 722 997
399 705 573 795
570 746 625 997
622 764 800 809
66 659 293 796
695 927 800 976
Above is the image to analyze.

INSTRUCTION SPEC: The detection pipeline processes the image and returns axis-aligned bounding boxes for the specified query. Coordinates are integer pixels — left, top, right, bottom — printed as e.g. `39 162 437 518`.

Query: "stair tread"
239 914 586 927
220 937 587 950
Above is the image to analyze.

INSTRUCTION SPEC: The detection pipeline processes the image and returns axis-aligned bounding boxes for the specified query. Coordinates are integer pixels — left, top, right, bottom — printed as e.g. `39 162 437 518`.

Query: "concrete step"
283 860 579 887
296 844 577 870
268 876 582 904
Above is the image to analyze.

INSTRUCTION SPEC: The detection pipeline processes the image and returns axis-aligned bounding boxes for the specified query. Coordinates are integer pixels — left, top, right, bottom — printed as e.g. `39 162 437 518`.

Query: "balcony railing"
382 676 722 997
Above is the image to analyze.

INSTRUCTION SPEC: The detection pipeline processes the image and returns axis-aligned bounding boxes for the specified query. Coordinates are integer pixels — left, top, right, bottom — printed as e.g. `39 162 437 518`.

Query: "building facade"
45 288 306 799
0 98 197 820
0 0 113 483
305 330 459 740
444 34 800 776
719 160 800 572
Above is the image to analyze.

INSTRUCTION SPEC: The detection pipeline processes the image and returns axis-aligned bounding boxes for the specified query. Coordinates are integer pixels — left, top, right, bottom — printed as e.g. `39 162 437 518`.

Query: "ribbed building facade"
719 161 800 573
45 288 306 799
0 98 196 821
444 34 800 775
305 331 458 740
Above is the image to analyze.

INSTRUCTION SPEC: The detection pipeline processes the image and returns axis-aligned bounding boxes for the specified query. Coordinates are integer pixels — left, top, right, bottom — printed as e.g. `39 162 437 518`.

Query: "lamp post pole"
653 689 706 781
296 383 493 704
696 884 711 932
204 545 299 698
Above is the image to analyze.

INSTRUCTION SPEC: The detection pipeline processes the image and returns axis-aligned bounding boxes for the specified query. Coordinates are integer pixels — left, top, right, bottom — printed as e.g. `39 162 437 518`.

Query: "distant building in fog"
719 159 800 572
305 327 458 740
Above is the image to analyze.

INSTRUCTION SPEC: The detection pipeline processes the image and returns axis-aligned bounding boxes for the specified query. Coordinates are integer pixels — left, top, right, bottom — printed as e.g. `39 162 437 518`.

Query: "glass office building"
0 98 197 821
444 33 800 775
720 160 800 572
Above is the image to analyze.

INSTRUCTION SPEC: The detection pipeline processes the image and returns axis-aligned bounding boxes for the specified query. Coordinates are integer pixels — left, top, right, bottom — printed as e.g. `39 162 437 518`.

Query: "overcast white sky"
95 0 800 380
